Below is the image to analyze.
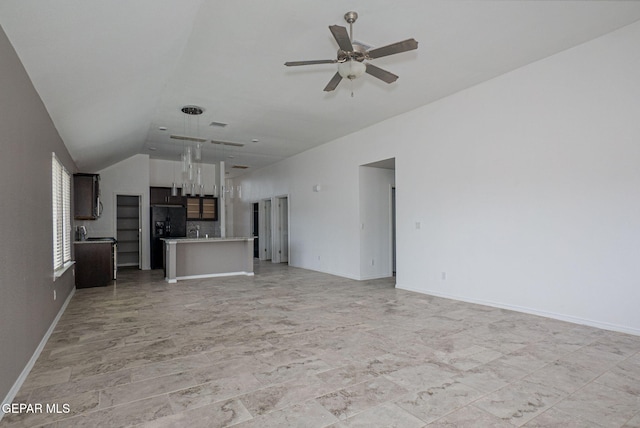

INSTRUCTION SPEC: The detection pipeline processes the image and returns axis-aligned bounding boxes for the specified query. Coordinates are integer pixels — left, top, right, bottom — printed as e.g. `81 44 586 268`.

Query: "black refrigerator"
150 205 187 269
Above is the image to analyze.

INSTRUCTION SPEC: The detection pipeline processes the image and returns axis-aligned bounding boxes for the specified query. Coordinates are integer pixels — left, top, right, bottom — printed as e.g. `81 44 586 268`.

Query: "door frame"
114 192 143 269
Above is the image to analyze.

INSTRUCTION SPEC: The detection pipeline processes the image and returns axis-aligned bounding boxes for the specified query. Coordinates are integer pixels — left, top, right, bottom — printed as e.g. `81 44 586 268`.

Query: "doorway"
273 196 289 264
116 194 141 269
359 158 396 279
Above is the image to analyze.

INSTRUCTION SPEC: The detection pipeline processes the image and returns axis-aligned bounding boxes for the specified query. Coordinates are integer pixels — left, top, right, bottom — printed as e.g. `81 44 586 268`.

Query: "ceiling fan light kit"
338 60 366 80
284 11 418 92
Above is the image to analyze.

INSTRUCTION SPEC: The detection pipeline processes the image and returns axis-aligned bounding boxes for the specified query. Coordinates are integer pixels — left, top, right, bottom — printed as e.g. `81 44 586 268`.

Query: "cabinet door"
167 194 186 206
150 187 185 206
74 174 98 220
74 243 112 288
201 198 217 221
186 197 201 220
150 187 170 205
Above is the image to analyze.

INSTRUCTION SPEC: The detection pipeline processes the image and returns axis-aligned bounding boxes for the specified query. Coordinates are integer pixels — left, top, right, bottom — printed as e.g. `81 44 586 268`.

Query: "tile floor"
2 262 640 427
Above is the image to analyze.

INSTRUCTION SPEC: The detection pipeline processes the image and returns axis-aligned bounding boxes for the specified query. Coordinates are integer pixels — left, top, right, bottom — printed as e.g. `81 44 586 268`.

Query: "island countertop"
161 237 253 243
163 236 254 283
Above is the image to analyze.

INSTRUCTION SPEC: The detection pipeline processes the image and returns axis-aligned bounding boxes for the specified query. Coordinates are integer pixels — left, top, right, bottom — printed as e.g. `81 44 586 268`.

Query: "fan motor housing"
337 43 367 63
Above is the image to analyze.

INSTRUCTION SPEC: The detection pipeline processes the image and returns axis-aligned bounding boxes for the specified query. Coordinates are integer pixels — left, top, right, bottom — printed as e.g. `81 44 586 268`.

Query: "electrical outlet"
371 259 375 266
415 221 421 230
441 272 447 280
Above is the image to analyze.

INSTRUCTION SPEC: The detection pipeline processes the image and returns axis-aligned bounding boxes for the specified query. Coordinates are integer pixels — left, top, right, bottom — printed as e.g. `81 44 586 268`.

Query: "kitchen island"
162 237 254 283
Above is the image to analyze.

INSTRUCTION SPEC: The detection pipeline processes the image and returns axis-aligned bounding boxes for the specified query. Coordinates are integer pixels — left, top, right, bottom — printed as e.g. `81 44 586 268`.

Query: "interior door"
391 186 396 276
252 202 259 258
278 196 289 263
259 199 272 260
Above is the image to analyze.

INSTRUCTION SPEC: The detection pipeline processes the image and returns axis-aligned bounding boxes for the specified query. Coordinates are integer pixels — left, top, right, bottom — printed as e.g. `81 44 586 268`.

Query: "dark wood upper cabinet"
186 196 218 221
150 187 185 206
74 173 100 220
186 197 200 219
201 198 217 220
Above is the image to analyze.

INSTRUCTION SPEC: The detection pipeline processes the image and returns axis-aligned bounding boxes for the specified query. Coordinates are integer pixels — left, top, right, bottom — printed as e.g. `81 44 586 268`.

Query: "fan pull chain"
350 78 355 98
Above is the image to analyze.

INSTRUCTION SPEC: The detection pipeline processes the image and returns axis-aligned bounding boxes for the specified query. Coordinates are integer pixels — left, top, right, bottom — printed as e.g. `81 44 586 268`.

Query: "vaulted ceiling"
2 1 640 176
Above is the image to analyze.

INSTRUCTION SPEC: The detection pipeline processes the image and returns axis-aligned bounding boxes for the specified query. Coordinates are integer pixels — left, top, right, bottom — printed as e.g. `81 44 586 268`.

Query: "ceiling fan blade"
367 38 418 59
284 59 337 66
329 25 353 52
323 72 343 92
365 63 399 84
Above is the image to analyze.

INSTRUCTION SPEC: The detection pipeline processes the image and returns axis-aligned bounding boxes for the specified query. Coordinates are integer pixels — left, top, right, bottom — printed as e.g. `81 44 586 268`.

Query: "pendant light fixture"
171 159 178 196
176 105 206 197
211 138 219 198
212 164 219 197
217 142 241 200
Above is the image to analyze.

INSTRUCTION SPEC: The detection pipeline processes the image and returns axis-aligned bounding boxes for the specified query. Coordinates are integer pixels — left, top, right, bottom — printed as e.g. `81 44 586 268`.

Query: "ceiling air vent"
211 140 244 147
209 121 228 128
170 135 207 142
232 165 250 169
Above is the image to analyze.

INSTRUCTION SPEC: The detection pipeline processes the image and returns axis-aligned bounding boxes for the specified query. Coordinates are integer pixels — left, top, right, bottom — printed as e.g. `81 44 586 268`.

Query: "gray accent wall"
0 24 76 401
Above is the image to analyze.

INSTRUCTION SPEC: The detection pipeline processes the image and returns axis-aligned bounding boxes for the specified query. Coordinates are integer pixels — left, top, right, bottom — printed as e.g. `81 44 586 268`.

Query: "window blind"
62 167 71 263
52 153 71 272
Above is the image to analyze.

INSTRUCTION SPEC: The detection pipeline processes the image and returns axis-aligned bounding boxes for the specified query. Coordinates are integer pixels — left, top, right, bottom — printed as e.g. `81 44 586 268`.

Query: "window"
52 153 72 277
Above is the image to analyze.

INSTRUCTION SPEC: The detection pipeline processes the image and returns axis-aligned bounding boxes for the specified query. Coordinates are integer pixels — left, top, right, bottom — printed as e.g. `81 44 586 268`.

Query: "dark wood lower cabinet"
74 242 114 288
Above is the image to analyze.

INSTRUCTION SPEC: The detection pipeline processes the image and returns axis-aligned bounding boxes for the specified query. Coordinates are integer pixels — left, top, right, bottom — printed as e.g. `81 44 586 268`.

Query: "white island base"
163 237 254 283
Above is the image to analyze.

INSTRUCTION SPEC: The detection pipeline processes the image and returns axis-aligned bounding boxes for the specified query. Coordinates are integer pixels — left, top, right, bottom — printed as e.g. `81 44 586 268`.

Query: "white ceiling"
2 1 640 176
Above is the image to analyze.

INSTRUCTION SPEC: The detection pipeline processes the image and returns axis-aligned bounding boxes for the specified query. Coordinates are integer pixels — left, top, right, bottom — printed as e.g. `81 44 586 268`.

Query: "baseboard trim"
359 273 395 281
170 271 255 283
395 284 640 337
1 287 75 419
289 263 361 281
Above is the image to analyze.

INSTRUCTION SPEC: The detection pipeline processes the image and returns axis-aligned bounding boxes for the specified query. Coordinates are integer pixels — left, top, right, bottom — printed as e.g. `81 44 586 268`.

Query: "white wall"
234 149 364 279
233 21 640 334
78 154 151 269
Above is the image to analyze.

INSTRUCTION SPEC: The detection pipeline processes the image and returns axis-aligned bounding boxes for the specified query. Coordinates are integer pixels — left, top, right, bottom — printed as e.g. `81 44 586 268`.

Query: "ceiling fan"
284 11 418 92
